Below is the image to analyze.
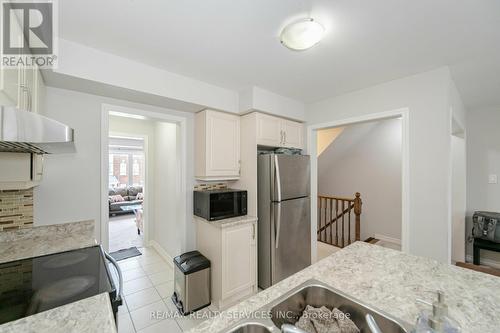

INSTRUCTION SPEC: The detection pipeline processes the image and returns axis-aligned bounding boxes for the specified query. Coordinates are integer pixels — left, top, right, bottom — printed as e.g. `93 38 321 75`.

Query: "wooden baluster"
319 197 322 243
317 197 321 242
324 199 330 244
321 197 325 243
348 202 352 245
341 200 345 247
329 198 333 245
354 192 362 241
335 199 339 246
324 198 328 243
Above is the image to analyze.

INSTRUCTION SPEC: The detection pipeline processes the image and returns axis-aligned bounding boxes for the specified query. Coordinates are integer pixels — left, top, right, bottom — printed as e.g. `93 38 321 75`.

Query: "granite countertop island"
188 242 500 333
0 220 118 333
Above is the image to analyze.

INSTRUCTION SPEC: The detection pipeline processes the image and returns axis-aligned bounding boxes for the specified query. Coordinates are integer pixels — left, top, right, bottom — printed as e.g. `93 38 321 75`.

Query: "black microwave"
194 189 247 221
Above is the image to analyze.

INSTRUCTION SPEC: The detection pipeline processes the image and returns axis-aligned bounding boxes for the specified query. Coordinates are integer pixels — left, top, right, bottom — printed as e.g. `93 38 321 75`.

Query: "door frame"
100 103 188 253
108 132 150 249
448 111 466 263
307 108 410 263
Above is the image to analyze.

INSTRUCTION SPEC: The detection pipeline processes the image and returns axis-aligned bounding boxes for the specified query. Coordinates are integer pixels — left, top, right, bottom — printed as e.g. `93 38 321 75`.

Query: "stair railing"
317 192 362 248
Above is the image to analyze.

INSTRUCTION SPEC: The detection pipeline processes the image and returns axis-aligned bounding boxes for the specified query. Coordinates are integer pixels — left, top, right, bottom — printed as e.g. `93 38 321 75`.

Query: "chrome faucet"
366 314 383 333
281 324 309 333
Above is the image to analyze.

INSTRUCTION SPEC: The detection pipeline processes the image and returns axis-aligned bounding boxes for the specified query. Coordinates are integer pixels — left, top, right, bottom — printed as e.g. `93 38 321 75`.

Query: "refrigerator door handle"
274 154 282 202
275 202 281 249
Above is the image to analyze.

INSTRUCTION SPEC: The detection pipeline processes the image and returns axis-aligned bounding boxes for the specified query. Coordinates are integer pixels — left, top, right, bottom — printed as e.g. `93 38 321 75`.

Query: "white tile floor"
116 247 215 333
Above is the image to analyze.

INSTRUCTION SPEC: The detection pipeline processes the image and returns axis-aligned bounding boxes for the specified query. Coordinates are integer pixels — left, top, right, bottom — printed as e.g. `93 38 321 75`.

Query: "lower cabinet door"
221 223 256 300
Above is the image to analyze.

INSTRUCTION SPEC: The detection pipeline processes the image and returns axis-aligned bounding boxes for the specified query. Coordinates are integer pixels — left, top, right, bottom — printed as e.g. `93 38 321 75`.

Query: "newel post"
353 192 362 241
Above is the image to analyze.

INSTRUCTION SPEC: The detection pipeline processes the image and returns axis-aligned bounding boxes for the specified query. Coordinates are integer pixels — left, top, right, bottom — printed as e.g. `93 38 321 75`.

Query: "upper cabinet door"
0 65 21 107
196 110 240 180
282 120 304 149
256 113 283 147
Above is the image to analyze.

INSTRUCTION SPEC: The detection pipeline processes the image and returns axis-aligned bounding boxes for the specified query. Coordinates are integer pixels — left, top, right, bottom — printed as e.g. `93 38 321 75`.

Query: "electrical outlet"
488 174 498 184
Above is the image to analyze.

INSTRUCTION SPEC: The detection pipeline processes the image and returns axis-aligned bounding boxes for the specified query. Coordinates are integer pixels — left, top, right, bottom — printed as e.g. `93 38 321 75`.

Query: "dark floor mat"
110 247 142 261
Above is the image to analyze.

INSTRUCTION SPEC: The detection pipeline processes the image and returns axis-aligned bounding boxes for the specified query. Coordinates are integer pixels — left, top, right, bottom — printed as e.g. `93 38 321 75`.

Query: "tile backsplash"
194 183 228 191
0 189 34 231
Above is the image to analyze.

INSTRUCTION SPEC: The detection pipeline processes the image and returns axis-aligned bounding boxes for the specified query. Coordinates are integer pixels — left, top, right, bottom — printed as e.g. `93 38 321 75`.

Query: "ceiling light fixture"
280 18 325 51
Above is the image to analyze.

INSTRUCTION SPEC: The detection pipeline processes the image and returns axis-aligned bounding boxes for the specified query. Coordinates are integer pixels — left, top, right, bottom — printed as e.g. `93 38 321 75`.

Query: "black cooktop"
0 245 119 325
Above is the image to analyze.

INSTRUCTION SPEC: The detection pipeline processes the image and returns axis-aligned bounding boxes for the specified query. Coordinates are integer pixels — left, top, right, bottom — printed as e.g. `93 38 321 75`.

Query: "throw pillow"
110 194 125 203
136 193 144 200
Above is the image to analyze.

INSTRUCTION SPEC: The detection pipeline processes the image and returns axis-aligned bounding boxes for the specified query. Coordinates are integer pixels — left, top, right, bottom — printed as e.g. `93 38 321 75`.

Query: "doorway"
100 104 188 260
108 135 146 252
308 108 410 263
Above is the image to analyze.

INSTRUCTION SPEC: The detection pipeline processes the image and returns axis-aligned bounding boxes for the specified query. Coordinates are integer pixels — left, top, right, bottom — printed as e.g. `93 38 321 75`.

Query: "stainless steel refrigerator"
258 153 311 289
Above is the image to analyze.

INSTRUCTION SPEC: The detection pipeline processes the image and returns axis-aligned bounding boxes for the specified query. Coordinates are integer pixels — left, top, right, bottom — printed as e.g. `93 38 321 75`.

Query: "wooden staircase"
317 193 362 248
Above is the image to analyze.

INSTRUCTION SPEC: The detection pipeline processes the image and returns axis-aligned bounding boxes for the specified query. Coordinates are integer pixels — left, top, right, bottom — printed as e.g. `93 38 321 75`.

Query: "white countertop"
0 293 117 333
0 220 96 264
188 242 500 333
194 215 257 228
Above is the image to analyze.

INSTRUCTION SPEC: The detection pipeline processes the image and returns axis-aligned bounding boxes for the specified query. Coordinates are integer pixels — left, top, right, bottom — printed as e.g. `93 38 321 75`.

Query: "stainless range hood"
0 106 75 154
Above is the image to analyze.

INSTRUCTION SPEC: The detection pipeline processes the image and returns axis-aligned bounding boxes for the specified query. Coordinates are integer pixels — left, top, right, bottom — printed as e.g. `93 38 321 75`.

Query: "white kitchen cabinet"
0 153 43 190
0 63 43 114
0 11 44 113
32 67 45 114
195 216 258 310
256 113 283 147
255 113 304 149
0 65 22 108
195 109 240 180
282 119 304 149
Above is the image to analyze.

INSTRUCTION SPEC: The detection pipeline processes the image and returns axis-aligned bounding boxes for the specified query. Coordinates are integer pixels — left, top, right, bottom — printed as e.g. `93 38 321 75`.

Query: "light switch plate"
488 174 498 184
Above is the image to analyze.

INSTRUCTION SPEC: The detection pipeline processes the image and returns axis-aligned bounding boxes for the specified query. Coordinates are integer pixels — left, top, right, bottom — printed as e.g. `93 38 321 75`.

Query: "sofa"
108 186 143 216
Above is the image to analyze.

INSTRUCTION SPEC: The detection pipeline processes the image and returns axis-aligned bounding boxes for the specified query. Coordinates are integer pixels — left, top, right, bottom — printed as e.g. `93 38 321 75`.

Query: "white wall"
448 77 468 263
318 119 402 241
153 122 182 258
466 107 500 264
451 135 466 262
54 39 239 113
34 87 196 254
239 86 306 121
307 67 454 262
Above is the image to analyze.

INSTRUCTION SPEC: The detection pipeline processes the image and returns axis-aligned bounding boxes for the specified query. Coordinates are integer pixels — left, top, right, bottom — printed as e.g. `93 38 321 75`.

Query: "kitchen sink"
224 279 412 333
270 285 408 332
228 323 274 333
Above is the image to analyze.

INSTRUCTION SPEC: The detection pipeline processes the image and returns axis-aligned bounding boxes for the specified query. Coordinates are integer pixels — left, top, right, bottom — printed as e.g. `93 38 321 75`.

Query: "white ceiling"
59 0 500 110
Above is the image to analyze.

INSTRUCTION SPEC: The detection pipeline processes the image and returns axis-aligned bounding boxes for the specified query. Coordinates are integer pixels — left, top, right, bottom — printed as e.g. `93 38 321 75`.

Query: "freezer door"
271 197 311 285
272 155 310 201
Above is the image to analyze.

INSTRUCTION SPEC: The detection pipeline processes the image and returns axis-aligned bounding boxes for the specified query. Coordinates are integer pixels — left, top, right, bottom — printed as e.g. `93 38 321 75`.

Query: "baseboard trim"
149 240 174 269
465 255 500 269
374 234 401 245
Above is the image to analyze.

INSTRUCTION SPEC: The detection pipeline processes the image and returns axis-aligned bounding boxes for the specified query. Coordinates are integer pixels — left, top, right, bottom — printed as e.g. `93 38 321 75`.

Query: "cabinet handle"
20 84 32 112
284 131 287 145
252 224 256 240
280 130 284 145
